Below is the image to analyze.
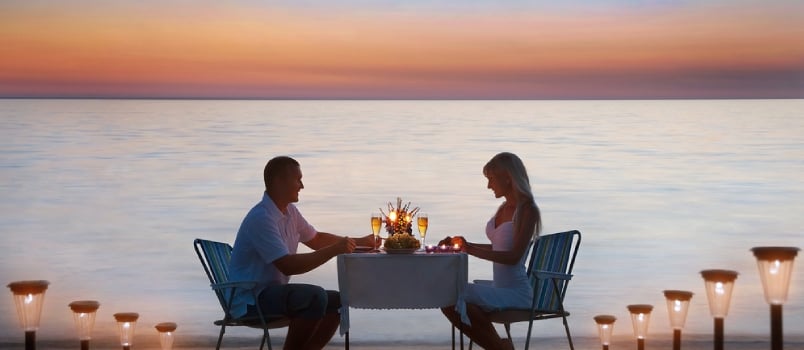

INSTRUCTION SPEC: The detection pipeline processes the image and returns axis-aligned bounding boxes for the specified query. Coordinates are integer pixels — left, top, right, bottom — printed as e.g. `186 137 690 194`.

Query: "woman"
442 152 542 350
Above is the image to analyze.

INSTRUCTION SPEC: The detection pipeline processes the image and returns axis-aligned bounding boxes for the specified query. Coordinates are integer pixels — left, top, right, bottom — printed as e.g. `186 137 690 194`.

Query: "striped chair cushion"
529 231 574 311
195 239 232 310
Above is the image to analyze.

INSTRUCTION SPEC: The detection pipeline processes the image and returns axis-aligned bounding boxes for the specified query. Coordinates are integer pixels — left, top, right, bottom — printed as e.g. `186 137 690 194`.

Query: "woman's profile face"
485 168 511 199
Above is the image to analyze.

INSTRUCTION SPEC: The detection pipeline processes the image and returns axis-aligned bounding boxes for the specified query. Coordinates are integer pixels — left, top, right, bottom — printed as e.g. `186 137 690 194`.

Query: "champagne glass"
371 212 383 251
417 213 428 249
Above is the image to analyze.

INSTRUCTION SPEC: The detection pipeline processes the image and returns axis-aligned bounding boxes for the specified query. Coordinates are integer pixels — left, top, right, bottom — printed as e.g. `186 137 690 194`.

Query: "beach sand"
3 334 803 349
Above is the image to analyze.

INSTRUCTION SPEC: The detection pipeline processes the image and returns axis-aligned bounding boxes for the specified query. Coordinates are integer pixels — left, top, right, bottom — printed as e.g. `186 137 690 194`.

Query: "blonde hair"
483 152 542 235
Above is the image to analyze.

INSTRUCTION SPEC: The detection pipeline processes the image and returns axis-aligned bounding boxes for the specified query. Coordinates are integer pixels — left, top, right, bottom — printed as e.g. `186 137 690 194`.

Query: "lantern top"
663 290 694 301
594 315 617 324
700 269 739 282
751 246 799 261
69 300 100 313
155 322 177 332
114 312 140 322
7 280 50 295
627 304 653 314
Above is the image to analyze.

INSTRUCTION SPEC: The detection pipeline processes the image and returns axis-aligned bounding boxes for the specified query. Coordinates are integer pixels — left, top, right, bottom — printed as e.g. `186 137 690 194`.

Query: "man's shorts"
246 283 341 320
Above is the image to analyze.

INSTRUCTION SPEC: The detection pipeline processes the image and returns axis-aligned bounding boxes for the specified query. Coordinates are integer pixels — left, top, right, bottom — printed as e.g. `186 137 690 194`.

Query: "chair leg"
260 328 270 350
452 324 467 350
345 331 349 350
562 315 575 350
215 325 226 350
524 321 534 350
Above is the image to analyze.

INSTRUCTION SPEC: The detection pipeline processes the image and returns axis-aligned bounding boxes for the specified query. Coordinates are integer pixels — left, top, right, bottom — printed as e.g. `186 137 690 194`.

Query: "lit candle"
389 211 397 222
453 243 461 252
439 244 448 252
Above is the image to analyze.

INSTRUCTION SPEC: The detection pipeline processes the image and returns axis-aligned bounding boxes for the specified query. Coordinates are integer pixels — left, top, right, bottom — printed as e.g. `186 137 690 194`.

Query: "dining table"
337 249 469 349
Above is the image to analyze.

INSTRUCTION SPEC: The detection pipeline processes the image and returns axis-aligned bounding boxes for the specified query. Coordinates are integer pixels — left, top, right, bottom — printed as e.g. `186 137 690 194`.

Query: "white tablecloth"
337 252 469 335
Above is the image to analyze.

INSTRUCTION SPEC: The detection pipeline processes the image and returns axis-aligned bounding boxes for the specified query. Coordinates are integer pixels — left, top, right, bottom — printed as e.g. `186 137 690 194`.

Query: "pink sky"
1 1 802 99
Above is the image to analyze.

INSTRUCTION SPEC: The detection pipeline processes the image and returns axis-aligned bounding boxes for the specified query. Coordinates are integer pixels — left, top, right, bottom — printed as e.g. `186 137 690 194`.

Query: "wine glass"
371 212 383 251
417 213 428 249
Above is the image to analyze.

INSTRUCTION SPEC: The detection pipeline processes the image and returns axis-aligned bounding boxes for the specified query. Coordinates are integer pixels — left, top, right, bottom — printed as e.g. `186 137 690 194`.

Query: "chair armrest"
211 281 258 291
472 279 493 286
532 270 573 280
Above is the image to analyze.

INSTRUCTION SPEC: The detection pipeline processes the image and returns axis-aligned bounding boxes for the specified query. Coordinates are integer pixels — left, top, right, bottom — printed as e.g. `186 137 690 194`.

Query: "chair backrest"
527 230 581 311
194 238 233 310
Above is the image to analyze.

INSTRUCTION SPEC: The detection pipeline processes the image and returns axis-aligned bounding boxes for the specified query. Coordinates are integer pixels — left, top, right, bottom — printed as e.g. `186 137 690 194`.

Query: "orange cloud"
1 2 802 98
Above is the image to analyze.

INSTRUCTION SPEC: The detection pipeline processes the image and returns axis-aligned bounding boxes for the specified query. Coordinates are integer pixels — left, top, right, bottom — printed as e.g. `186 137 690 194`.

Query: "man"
229 156 374 349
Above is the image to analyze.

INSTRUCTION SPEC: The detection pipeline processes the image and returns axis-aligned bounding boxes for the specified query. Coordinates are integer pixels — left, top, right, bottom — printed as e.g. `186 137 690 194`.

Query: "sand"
3 334 804 349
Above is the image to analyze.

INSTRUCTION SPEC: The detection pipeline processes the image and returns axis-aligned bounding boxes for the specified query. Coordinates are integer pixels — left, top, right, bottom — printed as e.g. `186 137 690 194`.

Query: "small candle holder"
425 245 436 253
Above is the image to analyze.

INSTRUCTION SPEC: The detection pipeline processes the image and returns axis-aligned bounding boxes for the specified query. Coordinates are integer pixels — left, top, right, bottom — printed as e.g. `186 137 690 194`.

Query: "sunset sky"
1 0 802 99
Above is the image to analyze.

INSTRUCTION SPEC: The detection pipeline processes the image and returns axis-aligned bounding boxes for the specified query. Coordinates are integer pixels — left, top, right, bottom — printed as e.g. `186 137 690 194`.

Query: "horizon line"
2 96 802 102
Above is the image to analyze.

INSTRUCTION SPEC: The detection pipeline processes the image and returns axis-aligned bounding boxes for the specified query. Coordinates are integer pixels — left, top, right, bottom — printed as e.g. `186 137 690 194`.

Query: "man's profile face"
278 165 304 203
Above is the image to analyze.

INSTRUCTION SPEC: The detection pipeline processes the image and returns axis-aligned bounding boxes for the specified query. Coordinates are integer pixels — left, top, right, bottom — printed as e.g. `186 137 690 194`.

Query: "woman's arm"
464 203 537 265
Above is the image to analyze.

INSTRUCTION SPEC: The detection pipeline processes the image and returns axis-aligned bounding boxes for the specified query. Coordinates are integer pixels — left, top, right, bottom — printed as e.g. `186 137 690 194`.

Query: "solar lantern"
752 246 799 350
154 322 177 350
113 312 139 350
627 304 653 350
7 280 50 350
594 315 616 350
700 269 738 350
68 300 100 350
663 290 693 350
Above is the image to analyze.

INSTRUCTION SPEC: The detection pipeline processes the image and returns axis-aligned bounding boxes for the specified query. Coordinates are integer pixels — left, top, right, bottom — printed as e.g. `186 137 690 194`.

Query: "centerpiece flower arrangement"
380 197 421 249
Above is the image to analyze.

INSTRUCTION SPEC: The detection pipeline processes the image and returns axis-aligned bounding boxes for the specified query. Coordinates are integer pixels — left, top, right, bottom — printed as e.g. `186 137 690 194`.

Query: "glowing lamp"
68 300 100 350
663 290 693 350
752 247 798 304
700 269 738 350
114 312 139 350
627 304 652 350
593 315 616 350
7 280 50 350
155 322 177 350
752 246 799 350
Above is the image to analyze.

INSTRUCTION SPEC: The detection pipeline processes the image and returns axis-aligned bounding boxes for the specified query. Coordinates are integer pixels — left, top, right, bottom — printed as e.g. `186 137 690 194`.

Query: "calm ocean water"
1 99 802 346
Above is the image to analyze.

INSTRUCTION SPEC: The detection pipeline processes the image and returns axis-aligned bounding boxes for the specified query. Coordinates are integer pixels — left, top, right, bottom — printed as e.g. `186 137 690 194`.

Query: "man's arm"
273 231 377 276
272 234 355 276
305 231 376 249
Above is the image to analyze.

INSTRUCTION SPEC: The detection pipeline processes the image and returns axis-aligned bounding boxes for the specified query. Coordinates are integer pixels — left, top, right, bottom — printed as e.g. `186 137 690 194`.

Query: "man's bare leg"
284 318 321 350
305 312 340 349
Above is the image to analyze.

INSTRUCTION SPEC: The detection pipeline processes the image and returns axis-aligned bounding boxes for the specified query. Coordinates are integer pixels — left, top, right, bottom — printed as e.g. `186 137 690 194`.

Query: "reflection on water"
1 99 802 342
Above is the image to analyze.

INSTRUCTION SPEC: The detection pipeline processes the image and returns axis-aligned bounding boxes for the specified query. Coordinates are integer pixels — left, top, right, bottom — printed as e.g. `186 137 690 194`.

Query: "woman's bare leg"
441 305 513 350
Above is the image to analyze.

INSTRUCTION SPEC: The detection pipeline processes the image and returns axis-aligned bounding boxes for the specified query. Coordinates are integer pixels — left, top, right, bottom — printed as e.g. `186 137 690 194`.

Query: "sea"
1 99 802 348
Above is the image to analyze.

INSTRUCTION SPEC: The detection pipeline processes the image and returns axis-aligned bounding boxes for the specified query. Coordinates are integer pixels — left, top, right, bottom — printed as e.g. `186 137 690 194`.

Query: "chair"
454 230 581 350
194 238 290 350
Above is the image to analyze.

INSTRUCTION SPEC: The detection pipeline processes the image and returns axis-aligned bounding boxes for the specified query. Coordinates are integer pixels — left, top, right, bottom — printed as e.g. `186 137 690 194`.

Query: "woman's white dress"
464 215 533 311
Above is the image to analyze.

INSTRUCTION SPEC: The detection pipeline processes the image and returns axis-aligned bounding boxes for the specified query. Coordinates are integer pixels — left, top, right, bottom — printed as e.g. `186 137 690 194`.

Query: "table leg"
451 326 455 350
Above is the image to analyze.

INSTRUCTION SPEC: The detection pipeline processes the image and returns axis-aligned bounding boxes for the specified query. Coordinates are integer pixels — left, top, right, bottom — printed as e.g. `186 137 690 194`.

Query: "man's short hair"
264 156 299 189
